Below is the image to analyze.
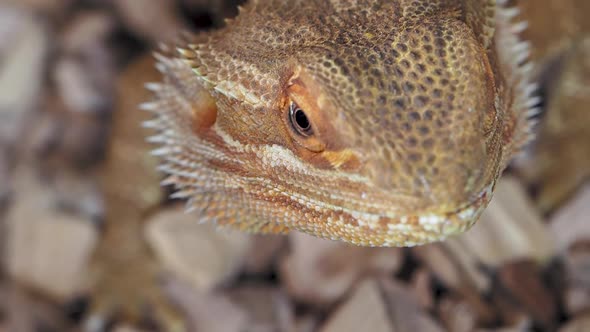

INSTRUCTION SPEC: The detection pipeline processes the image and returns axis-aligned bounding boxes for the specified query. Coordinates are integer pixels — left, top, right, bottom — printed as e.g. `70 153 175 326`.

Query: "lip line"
436 181 496 234
391 181 494 221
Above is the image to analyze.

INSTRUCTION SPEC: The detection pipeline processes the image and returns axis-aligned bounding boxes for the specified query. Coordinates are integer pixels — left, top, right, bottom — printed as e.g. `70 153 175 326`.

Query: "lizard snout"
362 120 491 213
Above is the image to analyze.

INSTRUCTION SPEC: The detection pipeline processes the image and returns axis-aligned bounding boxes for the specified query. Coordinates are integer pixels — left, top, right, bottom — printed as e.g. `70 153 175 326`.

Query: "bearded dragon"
143 0 538 247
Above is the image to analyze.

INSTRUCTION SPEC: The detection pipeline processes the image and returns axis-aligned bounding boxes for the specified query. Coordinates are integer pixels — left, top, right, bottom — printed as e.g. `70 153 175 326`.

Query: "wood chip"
320 279 392 332
564 285 590 317
242 235 286 275
0 285 35 332
562 241 590 316
474 317 532 332
225 285 294 332
145 205 252 291
442 240 492 292
111 0 187 43
51 11 116 169
1 0 73 17
52 170 104 221
163 277 248 332
559 314 590 332
565 241 590 287
412 244 469 290
0 6 48 145
291 315 318 332
5 213 97 299
280 232 403 305
113 326 151 332
412 244 497 324
550 184 590 252
490 288 529 327
497 260 558 330
438 295 478 332
380 278 445 332
56 11 116 114
0 146 11 210
410 268 435 310
3 169 97 300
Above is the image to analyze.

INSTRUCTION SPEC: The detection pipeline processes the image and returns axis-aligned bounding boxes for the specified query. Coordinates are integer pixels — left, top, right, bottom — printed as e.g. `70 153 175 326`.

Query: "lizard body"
514 0 590 212
144 0 537 246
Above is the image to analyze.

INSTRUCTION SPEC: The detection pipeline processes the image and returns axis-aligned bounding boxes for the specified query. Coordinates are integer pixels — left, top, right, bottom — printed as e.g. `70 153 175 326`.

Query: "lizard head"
146 1 535 246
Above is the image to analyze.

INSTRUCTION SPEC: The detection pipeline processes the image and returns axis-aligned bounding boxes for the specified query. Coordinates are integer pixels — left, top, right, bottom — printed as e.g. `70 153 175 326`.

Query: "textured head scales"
145 0 536 246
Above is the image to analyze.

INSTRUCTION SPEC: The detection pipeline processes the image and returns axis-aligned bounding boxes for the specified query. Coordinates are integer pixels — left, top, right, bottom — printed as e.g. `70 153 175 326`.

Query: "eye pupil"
289 102 313 136
294 109 310 130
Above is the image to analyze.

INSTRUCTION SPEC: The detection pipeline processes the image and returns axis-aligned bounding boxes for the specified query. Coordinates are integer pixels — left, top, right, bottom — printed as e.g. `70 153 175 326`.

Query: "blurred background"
0 0 588 331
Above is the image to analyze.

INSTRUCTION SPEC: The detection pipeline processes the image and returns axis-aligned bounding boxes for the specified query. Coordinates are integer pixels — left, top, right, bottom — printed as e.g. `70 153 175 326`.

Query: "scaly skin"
144 0 537 247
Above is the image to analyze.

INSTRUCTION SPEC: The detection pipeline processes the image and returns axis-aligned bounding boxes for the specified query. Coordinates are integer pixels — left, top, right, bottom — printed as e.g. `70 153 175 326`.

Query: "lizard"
84 0 589 330
511 0 590 214
143 0 539 247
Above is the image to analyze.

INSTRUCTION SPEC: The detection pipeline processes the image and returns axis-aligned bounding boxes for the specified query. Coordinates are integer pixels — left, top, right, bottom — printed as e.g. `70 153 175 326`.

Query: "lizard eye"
289 101 313 136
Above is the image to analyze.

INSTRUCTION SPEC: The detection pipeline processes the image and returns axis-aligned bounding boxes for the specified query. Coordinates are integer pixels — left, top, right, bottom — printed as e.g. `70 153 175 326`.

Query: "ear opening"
189 87 218 134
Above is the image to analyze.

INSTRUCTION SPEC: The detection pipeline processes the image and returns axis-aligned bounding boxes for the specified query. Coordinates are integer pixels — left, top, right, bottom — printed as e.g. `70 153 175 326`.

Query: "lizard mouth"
413 182 495 240
339 181 496 247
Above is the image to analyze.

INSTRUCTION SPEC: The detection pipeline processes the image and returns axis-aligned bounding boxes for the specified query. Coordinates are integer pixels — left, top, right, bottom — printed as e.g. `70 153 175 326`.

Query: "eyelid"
284 69 333 153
